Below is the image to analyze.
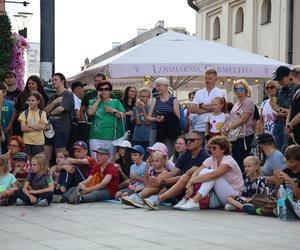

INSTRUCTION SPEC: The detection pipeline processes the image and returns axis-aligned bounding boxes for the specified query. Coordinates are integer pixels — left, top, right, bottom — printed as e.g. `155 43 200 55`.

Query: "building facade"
194 0 300 65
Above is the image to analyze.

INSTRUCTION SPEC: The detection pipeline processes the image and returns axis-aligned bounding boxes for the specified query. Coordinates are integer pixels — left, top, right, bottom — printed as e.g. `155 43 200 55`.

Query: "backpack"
24 109 43 124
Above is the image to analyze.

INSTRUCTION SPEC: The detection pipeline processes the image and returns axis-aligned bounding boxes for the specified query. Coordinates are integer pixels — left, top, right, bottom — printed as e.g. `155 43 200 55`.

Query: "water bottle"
285 184 293 200
277 185 287 220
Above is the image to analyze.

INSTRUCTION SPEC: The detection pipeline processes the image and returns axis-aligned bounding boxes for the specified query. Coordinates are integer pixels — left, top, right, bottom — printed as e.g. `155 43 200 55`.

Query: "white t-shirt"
261 99 275 134
205 112 229 134
192 87 226 132
202 155 244 192
73 93 81 111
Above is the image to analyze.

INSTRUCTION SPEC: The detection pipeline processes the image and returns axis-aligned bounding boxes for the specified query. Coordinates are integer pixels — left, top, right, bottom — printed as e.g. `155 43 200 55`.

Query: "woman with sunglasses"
222 79 255 172
174 136 243 211
259 81 279 134
87 81 125 160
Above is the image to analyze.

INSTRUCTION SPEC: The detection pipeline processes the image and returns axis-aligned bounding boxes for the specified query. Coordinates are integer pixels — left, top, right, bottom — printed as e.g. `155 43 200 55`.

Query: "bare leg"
159 174 191 202
227 196 243 210
139 187 161 199
44 145 53 162
192 192 203 203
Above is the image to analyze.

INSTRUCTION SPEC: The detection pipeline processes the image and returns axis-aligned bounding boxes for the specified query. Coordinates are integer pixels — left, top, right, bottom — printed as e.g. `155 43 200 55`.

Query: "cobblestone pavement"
0 202 298 250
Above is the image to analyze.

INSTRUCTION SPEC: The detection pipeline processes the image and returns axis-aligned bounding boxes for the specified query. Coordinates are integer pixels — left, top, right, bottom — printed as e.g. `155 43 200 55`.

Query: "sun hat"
114 140 132 148
147 142 168 157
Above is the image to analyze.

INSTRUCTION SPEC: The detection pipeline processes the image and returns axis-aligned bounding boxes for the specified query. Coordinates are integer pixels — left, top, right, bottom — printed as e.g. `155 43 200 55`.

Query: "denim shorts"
45 131 70 149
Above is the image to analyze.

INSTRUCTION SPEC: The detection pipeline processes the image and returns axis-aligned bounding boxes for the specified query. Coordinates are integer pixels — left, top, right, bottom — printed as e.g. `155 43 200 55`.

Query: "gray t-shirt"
48 91 75 133
263 149 286 176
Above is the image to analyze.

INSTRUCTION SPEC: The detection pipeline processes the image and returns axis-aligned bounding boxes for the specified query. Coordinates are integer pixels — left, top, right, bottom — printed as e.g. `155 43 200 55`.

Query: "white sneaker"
16 198 25 206
177 199 200 211
120 193 144 208
224 203 237 211
173 198 187 209
35 199 49 207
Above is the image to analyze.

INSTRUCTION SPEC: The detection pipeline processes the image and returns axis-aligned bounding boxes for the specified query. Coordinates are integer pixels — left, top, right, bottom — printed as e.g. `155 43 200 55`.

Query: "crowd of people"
0 66 300 220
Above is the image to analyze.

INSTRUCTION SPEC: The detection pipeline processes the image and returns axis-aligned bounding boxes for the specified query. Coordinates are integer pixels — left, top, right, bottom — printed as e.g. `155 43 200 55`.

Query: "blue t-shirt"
175 149 210 173
0 173 17 191
263 149 286 176
1 99 14 129
130 161 146 186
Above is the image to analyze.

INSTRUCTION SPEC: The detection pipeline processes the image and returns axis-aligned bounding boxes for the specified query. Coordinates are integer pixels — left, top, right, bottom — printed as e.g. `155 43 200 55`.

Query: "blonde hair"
138 87 151 97
244 156 261 175
151 151 167 167
0 156 9 174
31 153 49 174
265 80 279 89
233 79 251 96
56 149 69 159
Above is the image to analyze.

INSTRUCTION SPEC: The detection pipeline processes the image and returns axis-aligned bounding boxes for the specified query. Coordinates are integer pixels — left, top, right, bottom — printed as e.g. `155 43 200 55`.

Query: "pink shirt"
203 155 244 192
230 97 255 136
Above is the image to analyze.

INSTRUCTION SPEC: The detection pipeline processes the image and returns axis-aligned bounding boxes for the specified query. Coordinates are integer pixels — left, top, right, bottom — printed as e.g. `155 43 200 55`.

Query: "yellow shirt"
18 109 48 145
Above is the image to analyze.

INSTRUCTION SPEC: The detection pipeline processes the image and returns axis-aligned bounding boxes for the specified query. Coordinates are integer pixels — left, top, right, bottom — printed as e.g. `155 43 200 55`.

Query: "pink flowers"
10 32 29 90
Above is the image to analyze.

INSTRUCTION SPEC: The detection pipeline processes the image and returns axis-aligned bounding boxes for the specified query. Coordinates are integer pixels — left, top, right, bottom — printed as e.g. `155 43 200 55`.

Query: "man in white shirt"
189 69 226 144
71 81 87 119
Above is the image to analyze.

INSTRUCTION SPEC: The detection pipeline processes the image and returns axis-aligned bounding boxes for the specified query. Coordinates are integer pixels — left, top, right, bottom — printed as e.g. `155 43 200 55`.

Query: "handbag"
226 101 245 142
112 115 130 146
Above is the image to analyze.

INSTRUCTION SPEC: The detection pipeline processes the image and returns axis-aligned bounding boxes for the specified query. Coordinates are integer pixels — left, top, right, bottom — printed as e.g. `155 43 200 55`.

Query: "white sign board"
26 42 40 77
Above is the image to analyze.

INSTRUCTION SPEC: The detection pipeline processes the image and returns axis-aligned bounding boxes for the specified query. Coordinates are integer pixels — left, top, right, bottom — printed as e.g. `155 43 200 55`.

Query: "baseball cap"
257 133 275 145
291 65 300 75
71 81 87 91
73 140 88 150
147 142 168 157
114 140 132 148
12 152 28 161
93 146 111 155
272 66 291 81
130 145 145 155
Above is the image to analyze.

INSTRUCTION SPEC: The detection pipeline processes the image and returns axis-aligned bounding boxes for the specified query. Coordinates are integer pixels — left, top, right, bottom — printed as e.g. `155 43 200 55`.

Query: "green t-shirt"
89 98 125 140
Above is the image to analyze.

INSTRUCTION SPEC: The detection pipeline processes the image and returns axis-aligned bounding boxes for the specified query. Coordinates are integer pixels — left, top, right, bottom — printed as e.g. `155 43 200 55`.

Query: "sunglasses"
185 138 201 143
265 86 275 90
98 87 110 92
234 87 245 93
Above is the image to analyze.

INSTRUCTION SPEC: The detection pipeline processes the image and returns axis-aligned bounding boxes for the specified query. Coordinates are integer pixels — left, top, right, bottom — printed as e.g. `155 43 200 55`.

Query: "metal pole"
40 0 55 84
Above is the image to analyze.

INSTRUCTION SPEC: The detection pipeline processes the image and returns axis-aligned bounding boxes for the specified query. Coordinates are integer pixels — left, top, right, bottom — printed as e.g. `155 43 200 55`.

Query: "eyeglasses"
8 144 20 148
265 86 275 90
185 138 201 143
234 87 245 93
209 146 218 151
98 87 110 92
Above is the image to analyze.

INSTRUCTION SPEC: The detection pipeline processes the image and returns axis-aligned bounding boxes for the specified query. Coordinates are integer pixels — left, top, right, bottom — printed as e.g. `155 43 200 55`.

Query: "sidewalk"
1 202 298 250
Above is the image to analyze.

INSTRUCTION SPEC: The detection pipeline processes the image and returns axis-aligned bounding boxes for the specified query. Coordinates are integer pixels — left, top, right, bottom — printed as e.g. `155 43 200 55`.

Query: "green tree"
0 13 14 81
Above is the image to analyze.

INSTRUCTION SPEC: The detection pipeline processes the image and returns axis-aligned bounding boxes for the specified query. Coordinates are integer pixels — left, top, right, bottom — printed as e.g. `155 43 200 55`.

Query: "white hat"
113 140 132 148
155 77 169 86
44 124 55 139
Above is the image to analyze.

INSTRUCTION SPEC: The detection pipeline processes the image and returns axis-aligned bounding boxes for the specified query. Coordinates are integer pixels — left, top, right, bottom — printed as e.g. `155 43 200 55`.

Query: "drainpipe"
187 0 199 11
287 0 294 64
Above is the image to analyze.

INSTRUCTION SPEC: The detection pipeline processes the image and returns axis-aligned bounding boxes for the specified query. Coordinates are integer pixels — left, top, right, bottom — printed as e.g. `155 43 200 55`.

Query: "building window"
261 0 271 25
235 7 244 33
213 17 220 40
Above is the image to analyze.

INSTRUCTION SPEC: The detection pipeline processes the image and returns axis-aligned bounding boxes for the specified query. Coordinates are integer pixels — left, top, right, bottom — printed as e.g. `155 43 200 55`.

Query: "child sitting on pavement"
11 152 30 184
15 153 54 206
115 145 146 199
57 141 97 199
225 156 267 211
0 156 18 205
66 146 119 204
278 145 300 219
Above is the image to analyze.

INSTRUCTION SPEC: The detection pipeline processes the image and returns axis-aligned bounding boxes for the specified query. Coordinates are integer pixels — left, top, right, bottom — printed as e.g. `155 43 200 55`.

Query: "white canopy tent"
68 30 288 88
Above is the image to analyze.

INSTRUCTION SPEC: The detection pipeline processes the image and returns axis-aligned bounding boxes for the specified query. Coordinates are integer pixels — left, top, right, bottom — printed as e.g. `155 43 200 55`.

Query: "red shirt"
75 156 97 177
90 163 119 198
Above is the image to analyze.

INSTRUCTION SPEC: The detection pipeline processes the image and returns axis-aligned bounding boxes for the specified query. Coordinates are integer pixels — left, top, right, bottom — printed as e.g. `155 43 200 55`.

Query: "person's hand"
78 182 86 190
285 126 294 137
185 186 194 199
29 195 37 204
114 163 122 172
63 165 76 174
147 176 161 187
185 179 194 189
125 111 133 116
104 106 115 113
29 189 38 195
279 171 292 183
156 115 164 123
60 158 75 165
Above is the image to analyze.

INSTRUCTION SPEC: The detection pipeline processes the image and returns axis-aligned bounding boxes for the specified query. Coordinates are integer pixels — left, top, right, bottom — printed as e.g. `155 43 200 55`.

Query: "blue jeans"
273 121 288 152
